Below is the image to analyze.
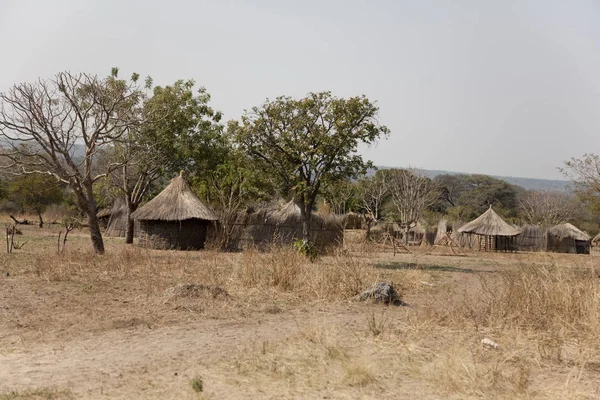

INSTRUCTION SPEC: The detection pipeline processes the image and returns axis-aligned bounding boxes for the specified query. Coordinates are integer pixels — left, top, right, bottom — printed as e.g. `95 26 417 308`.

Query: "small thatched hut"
96 207 112 229
104 197 140 237
131 172 218 250
457 206 520 251
216 200 344 251
547 223 591 254
344 212 363 229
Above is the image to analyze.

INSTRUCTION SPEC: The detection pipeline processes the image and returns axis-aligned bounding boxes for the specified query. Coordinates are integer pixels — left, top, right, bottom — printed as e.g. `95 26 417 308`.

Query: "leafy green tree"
104 77 224 243
457 175 522 220
8 174 65 227
436 174 522 222
321 179 359 215
194 146 275 248
231 92 389 242
433 174 470 211
0 71 143 253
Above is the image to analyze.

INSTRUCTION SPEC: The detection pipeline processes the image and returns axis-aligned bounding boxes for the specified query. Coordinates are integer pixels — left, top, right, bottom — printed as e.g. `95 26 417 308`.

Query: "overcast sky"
1 0 598 180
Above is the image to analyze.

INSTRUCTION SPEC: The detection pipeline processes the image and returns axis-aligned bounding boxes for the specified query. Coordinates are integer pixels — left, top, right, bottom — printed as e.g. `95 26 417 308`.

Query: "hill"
371 168 572 193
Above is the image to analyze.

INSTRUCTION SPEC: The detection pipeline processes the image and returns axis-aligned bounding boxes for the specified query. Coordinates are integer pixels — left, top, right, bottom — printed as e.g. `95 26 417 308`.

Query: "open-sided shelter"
131 172 218 250
457 206 520 251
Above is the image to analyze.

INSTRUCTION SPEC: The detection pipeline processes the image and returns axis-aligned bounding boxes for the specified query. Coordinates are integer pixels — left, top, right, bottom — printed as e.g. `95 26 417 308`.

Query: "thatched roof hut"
344 212 363 229
131 172 218 250
104 197 140 237
547 223 590 254
213 200 344 251
96 207 112 229
458 206 520 251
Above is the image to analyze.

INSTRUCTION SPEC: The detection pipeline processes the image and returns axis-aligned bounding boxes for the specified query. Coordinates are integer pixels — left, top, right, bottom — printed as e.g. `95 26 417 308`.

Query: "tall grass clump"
468 264 600 337
236 247 378 300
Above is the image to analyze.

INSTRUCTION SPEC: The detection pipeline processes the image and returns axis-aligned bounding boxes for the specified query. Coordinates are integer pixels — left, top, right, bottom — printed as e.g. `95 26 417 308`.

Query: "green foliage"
435 174 522 221
293 239 319 262
8 174 65 213
140 80 225 177
231 92 389 239
194 146 275 211
190 376 204 393
320 179 360 214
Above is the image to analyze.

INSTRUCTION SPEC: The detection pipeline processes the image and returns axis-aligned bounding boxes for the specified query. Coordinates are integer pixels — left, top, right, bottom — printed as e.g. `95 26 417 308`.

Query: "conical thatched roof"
548 223 590 241
131 172 218 221
458 207 520 236
273 200 301 219
96 208 112 218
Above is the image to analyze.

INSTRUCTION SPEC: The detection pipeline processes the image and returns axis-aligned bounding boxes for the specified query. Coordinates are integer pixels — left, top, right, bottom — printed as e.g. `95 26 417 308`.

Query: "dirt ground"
1 225 600 399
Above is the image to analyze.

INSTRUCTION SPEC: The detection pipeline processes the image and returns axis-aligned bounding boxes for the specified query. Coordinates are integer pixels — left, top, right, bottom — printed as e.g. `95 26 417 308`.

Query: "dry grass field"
1 224 600 399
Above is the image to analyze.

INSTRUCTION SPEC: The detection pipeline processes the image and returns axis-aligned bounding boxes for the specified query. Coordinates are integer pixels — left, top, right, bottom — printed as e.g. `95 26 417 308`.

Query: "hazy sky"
1 0 599 180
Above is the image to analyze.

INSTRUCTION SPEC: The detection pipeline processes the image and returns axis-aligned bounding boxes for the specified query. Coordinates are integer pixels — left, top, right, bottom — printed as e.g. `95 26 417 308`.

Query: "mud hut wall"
138 219 209 250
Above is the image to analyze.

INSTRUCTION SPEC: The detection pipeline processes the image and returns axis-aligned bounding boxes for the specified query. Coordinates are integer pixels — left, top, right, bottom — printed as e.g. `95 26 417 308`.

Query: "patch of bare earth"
1 225 600 398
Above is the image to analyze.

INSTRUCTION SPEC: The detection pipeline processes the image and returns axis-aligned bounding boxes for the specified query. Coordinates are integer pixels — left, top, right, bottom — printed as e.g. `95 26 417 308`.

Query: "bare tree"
0 71 143 253
561 154 600 192
518 190 575 226
357 170 389 220
387 169 440 244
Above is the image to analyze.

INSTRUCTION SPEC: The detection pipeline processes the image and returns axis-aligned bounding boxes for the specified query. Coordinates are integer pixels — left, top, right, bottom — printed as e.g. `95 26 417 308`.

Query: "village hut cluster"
98 173 593 255
99 172 344 251
440 207 591 254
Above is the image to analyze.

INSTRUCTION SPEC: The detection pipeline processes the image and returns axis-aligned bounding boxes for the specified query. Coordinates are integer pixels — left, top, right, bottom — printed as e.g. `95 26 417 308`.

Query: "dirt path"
0 307 366 399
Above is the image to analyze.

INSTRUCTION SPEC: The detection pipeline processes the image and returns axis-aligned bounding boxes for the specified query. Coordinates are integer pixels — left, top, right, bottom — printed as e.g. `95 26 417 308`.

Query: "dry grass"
0 388 74 400
2 224 600 398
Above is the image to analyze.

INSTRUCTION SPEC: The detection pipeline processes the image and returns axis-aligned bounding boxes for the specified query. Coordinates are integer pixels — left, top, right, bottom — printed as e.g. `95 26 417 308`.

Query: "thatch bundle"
131 172 218 250
212 200 344 251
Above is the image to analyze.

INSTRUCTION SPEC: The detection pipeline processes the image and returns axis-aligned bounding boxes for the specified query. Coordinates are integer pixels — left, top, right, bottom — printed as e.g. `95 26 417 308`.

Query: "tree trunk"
299 203 312 243
404 225 410 245
125 213 135 244
124 198 137 245
36 208 44 228
87 207 105 254
83 183 105 254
